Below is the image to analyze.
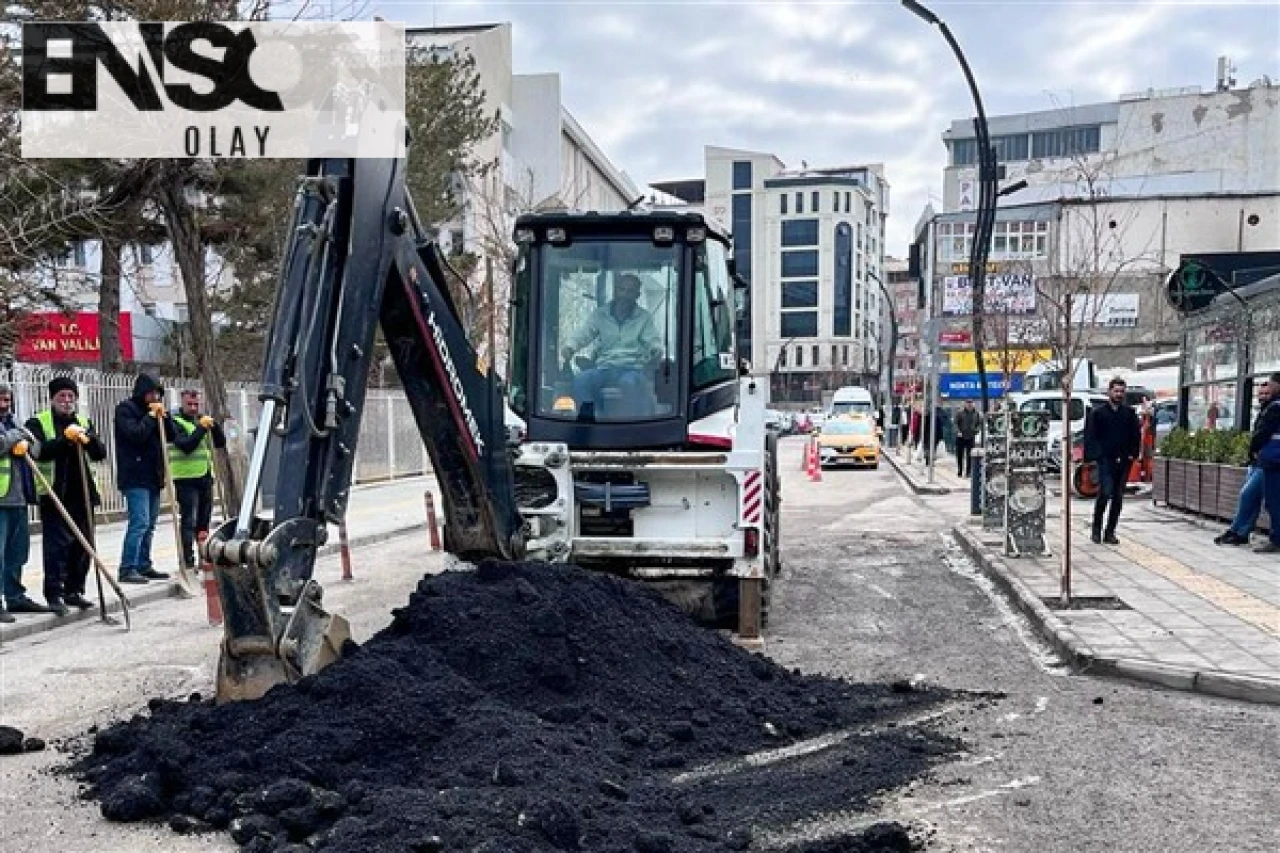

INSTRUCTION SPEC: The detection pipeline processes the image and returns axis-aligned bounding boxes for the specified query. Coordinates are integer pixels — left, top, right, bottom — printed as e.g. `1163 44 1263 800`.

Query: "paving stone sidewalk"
0 476 440 642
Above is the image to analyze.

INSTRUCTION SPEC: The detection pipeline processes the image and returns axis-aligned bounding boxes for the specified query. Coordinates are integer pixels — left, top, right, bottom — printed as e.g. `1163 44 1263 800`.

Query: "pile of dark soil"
73 562 963 852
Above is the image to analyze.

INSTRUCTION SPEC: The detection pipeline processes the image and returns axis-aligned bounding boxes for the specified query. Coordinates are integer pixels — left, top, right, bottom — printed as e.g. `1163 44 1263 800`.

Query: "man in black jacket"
1248 373 1280 554
169 389 227 571
1083 377 1141 545
954 400 980 478
115 374 177 584
25 377 108 614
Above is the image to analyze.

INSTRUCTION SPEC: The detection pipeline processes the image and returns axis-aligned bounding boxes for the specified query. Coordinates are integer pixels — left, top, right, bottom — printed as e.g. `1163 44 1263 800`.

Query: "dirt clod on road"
73 562 961 851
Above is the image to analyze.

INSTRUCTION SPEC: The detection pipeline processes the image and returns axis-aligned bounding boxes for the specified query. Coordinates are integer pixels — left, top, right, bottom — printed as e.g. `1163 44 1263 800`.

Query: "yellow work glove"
149 402 167 418
64 424 89 444
199 415 215 429
12 440 28 457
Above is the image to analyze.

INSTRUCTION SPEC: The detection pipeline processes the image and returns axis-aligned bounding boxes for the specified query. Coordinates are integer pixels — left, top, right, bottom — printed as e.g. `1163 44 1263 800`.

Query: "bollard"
338 518 354 581
424 491 442 551
970 449 984 516
806 438 823 482
198 530 223 626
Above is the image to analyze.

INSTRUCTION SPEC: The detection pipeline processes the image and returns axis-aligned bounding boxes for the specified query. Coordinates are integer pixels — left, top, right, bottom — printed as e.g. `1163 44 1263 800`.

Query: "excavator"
205 156 782 702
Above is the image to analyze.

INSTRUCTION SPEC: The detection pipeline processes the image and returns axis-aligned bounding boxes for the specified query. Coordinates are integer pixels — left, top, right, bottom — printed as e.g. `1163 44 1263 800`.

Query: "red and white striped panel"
741 470 763 525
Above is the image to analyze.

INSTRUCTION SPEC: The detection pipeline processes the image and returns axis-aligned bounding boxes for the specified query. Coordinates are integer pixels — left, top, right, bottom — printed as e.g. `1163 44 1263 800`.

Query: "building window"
796 345 804 366
795 192 804 214
842 345 849 365
992 134 1029 162
780 193 788 215
732 160 752 190
781 250 819 278
779 347 787 368
781 313 819 340
73 241 87 267
140 245 154 265
811 191 819 212
731 193 753 362
1032 125 1102 159
831 344 838 365
781 219 819 246
844 192 851 213
782 281 819 308
832 191 839 211
811 345 819 365
834 223 853 337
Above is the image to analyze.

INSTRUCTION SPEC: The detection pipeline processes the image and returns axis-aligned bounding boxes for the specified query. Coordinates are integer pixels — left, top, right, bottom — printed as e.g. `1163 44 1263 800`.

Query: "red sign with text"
16 312 134 364
939 330 972 345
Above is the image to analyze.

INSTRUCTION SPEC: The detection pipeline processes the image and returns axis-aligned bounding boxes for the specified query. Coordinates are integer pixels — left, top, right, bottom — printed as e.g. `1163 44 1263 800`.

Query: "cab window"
692 240 737 390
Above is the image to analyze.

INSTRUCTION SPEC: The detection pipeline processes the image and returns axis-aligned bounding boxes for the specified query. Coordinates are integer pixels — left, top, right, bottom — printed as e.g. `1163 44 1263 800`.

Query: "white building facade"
687 146 890 406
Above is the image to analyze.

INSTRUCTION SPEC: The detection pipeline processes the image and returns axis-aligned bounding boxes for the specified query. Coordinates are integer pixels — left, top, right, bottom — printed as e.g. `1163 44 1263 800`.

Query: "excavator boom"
207 158 524 702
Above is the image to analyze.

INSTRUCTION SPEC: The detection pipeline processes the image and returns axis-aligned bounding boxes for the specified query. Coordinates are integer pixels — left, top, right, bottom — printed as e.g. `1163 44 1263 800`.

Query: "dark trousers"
955 437 974 477
40 495 91 602
175 477 214 569
1092 457 1130 537
1263 467 1280 546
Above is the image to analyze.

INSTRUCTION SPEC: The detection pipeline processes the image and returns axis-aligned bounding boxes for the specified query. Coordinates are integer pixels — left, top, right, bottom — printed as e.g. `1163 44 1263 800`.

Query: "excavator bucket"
279 580 352 682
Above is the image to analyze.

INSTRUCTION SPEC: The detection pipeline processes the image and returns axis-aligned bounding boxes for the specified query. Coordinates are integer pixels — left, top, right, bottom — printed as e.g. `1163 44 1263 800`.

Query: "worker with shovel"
169 389 226 573
25 377 108 615
0 383 41 622
114 374 176 586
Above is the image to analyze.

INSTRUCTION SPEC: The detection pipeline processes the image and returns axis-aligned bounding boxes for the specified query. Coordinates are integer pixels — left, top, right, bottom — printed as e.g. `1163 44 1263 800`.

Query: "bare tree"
1035 153 1159 604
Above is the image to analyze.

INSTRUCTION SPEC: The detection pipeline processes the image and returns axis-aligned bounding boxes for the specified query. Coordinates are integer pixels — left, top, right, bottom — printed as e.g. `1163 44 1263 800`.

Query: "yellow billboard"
948 349 1051 373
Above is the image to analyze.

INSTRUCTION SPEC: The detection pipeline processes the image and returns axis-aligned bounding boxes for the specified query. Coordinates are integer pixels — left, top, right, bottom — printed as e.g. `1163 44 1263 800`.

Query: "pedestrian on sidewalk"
1214 380 1273 546
955 400 980 478
25 378 108 615
0 384 41 622
1083 377 1141 545
114 374 176 585
169 389 226 572
1249 373 1280 554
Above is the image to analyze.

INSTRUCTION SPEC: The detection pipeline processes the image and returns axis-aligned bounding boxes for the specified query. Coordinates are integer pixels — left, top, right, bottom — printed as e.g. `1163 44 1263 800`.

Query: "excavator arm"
206 157 525 702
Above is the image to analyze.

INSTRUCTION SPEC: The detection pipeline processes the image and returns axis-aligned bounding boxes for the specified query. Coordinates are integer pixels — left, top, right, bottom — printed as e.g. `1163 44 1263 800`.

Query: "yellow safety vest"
169 414 212 480
34 410 96 497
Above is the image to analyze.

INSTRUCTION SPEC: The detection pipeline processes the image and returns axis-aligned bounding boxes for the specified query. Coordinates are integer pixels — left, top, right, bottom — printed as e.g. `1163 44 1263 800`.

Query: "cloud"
410 0 1279 255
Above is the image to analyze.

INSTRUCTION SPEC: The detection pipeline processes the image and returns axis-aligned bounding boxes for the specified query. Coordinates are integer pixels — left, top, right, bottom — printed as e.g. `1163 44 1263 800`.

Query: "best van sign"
21 21 405 158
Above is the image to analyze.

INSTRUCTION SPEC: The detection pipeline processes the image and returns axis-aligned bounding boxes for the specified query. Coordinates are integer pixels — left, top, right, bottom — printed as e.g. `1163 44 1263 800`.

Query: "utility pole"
924 217 941 485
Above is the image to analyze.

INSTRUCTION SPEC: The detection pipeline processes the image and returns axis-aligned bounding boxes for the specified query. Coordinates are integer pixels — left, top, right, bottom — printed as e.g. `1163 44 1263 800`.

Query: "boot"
46 598 69 617
64 593 94 610
0 604 13 624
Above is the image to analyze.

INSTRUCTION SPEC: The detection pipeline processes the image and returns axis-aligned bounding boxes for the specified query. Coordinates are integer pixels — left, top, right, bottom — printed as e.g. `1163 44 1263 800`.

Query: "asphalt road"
768 437 1279 852
1 440 1276 852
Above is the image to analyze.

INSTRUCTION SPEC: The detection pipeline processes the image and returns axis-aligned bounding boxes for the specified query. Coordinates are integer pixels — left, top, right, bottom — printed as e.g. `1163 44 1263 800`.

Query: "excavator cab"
507 212 741 450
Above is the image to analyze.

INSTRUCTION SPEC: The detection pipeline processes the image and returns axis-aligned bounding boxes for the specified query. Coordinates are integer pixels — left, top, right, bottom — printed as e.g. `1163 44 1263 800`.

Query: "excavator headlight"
686 226 706 243
546 227 569 244
515 227 536 244
653 226 675 243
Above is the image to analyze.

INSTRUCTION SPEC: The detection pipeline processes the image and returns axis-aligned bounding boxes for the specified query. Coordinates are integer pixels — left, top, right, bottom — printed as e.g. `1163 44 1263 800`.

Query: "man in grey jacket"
0 384 42 621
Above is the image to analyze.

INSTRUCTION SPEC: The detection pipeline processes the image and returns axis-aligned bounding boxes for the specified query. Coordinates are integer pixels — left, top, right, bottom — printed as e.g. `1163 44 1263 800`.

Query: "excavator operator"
561 273 663 418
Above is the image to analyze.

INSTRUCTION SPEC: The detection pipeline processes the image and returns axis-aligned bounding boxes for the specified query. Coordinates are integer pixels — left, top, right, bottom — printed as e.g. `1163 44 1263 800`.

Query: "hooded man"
114 374 177 584
25 377 108 614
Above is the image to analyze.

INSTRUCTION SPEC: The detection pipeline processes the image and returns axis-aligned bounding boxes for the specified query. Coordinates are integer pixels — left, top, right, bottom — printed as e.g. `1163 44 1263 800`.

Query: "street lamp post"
902 0 998 418
773 336 800 405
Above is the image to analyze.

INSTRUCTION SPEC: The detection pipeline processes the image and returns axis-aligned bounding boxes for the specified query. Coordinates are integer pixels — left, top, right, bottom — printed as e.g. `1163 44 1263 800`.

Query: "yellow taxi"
817 414 881 469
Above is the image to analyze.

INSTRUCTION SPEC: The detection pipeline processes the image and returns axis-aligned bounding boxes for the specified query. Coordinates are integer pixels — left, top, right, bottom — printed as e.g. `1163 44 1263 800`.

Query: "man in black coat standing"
25 377 108 614
1083 377 1142 545
115 374 177 584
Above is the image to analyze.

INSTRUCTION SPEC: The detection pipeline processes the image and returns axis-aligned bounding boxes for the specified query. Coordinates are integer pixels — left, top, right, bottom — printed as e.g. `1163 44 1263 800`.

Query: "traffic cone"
807 438 823 482
198 530 223 627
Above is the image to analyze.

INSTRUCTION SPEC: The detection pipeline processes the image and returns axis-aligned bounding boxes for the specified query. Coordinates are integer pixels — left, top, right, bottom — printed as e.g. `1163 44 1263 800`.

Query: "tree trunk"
98 235 124 371
154 169 243 512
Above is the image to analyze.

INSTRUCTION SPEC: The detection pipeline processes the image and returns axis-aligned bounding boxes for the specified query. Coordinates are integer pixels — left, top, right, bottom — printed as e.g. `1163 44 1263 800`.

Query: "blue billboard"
940 373 1024 399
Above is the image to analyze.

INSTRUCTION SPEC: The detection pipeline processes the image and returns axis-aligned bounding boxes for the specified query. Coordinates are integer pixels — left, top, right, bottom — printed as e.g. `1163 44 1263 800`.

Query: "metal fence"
1 361 428 520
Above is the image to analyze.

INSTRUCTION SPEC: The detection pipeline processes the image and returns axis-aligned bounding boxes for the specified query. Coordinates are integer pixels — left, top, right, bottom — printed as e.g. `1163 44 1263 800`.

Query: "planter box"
1167 459 1189 512
1217 465 1247 522
1199 462 1220 519
1152 457 1170 505
1185 462 1205 514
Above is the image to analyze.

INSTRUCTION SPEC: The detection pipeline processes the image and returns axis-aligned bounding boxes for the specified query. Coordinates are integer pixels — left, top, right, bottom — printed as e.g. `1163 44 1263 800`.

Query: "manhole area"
1040 595 1132 611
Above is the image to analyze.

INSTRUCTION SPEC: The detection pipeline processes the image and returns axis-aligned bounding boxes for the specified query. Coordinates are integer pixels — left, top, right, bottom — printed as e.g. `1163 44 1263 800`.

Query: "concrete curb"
0 523 427 645
882 449 951 495
951 522 1280 707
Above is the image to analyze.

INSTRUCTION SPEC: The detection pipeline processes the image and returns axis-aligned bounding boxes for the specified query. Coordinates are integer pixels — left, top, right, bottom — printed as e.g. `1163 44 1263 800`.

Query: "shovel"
156 412 196 598
75 443 114 625
22 452 130 630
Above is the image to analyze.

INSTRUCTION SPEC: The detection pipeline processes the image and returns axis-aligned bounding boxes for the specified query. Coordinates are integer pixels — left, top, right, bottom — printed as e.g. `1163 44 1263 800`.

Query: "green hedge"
1159 427 1250 466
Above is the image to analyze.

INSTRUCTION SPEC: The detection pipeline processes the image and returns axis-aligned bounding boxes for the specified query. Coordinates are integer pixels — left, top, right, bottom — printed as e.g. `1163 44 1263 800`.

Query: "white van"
830 386 874 418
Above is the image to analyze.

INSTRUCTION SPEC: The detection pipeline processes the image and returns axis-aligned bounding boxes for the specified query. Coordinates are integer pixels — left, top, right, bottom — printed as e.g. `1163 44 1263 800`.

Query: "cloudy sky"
373 1 1279 255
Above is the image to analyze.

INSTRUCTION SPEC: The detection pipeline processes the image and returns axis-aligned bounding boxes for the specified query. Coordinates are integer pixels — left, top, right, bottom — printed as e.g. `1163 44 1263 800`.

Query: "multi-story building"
922 71 1280 376
654 146 890 407
884 257 922 399
406 24 639 257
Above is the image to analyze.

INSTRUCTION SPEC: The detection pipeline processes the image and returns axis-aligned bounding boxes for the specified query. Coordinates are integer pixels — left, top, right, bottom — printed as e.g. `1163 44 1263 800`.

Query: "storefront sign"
939 330 972 346
940 373 1024 399
949 348 1052 374
1071 293 1139 328
16 312 134 364
943 273 1036 316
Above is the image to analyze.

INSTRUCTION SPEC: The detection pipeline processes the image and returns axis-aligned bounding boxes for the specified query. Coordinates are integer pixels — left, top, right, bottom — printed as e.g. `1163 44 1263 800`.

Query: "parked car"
817 415 881 469
1153 399 1178 447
